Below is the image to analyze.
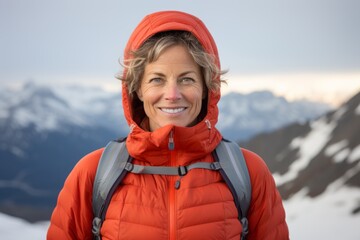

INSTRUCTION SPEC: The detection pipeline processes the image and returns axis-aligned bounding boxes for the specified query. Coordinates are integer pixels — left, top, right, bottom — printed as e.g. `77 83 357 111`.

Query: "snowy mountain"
241 91 360 238
218 91 330 140
242 91 360 200
0 81 127 132
0 81 329 221
0 82 128 221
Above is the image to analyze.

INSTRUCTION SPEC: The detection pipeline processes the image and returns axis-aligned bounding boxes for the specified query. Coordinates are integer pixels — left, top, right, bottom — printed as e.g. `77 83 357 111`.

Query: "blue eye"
149 78 163 84
180 78 195 84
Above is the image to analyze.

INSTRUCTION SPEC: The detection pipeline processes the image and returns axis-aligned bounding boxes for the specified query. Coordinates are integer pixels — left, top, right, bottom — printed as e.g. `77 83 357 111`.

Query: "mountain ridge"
1 81 331 140
241 91 360 215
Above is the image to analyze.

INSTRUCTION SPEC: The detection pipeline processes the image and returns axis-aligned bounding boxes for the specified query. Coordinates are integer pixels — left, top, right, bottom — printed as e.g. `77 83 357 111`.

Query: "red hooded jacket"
47 10 289 240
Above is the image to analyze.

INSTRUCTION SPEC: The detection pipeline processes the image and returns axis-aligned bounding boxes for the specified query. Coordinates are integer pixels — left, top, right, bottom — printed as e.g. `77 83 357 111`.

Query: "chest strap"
125 161 222 176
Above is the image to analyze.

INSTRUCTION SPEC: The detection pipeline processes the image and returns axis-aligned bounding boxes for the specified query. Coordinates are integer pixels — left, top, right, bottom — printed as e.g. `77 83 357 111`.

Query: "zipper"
205 119 211 142
168 129 176 240
129 123 135 133
169 166 176 240
168 130 175 150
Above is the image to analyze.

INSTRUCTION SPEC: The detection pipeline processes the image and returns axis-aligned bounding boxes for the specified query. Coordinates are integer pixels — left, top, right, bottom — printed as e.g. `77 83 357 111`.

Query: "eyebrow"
179 71 198 77
148 71 198 77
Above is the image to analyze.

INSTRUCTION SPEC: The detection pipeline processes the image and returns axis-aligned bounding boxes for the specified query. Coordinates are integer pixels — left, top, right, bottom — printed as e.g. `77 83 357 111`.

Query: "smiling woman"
47 10 289 240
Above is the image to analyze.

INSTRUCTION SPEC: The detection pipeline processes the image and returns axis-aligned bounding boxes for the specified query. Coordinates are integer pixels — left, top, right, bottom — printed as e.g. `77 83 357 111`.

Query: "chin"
163 121 190 128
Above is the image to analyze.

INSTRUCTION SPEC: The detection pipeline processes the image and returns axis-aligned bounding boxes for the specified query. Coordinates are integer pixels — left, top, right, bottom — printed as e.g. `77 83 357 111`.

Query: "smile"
160 108 186 114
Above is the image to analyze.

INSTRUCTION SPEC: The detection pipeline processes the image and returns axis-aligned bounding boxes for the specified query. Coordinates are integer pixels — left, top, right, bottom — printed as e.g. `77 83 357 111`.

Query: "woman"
47 10 289 240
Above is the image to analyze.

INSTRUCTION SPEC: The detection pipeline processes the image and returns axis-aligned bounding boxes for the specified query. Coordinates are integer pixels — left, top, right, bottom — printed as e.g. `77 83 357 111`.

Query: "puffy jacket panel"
100 165 241 240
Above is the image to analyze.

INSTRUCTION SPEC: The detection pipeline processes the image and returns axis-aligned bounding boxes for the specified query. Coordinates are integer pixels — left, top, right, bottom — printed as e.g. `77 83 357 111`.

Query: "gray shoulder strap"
92 139 251 239
92 140 131 239
214 139 251 236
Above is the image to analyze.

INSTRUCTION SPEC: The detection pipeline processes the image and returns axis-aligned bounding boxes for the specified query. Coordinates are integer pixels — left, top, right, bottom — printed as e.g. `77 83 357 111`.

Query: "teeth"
161 108 185 114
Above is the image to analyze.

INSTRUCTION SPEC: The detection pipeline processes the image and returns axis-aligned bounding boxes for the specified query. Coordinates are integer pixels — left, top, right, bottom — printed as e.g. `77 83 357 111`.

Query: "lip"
159 107 187 114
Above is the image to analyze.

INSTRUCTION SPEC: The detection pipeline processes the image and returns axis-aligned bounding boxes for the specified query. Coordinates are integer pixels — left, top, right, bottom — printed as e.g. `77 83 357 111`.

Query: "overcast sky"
1 0 360 105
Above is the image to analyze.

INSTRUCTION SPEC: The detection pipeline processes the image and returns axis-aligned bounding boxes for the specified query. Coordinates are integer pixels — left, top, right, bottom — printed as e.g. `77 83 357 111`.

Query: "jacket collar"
126 119 222 166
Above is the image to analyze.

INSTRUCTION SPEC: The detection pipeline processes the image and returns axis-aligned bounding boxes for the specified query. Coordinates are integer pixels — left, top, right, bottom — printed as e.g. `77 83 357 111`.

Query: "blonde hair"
116 31 226 96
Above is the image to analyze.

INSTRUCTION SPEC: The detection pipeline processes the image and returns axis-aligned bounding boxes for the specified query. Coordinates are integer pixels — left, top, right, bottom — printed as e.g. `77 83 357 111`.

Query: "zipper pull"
168 130 175 150
174 177 182 189
205 119 211 141
129 124 135 133
205 119 211 129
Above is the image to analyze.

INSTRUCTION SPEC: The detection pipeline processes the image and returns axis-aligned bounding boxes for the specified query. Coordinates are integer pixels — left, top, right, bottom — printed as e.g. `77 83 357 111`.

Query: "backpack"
91 138 251 240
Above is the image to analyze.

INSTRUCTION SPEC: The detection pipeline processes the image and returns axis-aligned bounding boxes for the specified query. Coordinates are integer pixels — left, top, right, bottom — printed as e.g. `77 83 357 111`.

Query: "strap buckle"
210 162 222 170
92 217 102 237
240 217 249 239
178 166 188 176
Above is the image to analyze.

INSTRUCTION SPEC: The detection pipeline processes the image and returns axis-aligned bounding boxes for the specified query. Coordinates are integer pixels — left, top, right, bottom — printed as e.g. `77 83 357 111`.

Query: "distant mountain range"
218 91 330 140
1 81 330 139
0 81 333 221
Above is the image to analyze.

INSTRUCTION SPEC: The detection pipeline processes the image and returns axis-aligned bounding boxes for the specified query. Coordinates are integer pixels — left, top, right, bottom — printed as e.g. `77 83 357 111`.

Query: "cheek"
195 84 205 101
139 86 157 102
189 87 205 107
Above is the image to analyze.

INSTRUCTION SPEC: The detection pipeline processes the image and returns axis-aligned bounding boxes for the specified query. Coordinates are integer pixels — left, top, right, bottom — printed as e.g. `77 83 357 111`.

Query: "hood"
121 10 223 164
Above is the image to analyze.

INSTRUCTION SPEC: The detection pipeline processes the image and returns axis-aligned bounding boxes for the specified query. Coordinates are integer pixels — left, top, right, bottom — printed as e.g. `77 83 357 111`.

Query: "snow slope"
285 186 360 239
0 213 49 240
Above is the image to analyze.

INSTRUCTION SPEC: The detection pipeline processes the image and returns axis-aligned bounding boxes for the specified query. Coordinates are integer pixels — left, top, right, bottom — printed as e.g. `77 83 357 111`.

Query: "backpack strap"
92 139 132 240
212 139 251 239
125 161 222 190
92 138 251 240
126 161 221 175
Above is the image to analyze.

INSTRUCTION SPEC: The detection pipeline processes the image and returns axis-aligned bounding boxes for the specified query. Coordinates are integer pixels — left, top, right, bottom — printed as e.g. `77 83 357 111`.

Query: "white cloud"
222 72 360 107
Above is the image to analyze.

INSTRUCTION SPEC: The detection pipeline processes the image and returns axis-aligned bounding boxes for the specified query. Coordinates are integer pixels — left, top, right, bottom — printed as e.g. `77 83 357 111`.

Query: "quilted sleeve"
242 148 289 240
47 149 103 240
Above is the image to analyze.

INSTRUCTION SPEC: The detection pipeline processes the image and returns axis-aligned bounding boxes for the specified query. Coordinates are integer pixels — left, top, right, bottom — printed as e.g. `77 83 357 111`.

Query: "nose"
164 81 181 101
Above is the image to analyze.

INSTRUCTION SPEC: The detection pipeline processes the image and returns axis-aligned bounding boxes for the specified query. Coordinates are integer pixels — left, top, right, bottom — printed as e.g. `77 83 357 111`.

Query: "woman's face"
137 44 204 131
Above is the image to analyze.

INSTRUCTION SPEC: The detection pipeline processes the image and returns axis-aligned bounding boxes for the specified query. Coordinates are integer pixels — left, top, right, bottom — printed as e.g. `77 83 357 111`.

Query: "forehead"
144 45 200 74
154 45 194 62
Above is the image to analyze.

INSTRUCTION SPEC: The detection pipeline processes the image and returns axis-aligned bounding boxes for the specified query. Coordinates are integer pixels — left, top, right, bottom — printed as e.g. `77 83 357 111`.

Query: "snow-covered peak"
0 82 125 132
